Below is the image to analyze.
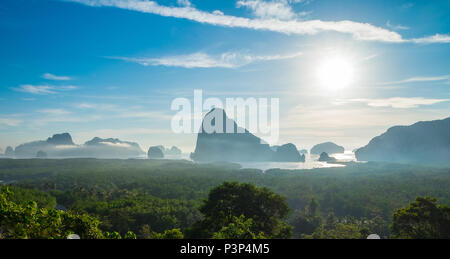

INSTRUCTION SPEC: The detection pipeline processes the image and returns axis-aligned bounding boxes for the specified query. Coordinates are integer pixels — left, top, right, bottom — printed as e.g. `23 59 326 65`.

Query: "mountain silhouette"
318 152 337 162
191 108 304 162
13 133 144 159
148 146 165 159
311 142 345 155
355 117 450 165
4 146 14 157
46 133 74 146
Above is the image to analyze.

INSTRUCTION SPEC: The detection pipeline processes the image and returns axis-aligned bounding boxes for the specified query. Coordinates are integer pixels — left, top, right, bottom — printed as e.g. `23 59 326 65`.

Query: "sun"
317 56 355 90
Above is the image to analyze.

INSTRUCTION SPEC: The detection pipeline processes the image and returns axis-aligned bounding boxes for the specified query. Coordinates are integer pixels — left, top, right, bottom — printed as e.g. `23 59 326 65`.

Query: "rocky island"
190 108 305 163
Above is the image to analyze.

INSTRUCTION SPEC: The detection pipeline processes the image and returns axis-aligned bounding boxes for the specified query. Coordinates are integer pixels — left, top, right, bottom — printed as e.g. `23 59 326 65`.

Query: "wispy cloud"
282 101 449 149
386 21 409 30
337 97 450 109
13 85 56 95
77 103 97 109
75 102 172 120
12 85 78 95
401 3 414 9
69 0 450 43
38 109 71 115
237 0 312 20
42 73 72 81
380 75 450 85
76 128 171 142
411 34 450 44
118 111 172 120
0 118 23 127
110 51 303 68
22 98 36 101
32 114 102 126
177 0 192 7
237 0 297 20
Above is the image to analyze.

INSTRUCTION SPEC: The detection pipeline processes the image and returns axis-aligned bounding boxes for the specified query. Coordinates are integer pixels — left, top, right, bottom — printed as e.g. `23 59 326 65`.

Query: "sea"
239 151 356 171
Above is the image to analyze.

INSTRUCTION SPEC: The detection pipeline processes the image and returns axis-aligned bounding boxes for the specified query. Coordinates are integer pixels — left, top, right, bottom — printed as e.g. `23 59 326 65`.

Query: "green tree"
154 228 184 239
303 223 364 239
187 182 292 239
324 211 337 230
138 224 153 239
391 197 450 239
124 231 137 239
212 215 265 239
306 198 320 217
104 232 122 239
290 199 323 238
0 186 56 209
0 187 104 239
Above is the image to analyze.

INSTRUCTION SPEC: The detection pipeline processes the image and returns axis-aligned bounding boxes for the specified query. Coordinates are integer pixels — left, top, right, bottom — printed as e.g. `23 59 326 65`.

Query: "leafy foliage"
0 185 56 209
153 228 184 239
303 223 366 239
0 187 104 239
290 198 323 237
187 182 292 239
391 197 450 239
0 159 449 239
212 215 265 239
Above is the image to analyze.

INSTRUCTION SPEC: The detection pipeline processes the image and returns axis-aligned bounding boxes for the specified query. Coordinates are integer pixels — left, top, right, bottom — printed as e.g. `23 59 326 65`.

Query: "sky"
0 0 449 153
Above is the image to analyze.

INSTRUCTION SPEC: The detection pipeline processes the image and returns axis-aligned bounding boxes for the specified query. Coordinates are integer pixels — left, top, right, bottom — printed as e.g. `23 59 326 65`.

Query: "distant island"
5 133 185 160
311 142 345 155
10 133 145 159
298 149 308 155
355 117 450 165
190 108 305 163
5 115 449 165
318 152 337 163
148 146 165 159
153 146 183 157
4 146 15 157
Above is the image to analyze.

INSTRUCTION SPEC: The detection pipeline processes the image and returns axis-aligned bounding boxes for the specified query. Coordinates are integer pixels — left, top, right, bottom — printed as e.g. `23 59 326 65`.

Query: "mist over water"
140 151 354 171
239 151 356 171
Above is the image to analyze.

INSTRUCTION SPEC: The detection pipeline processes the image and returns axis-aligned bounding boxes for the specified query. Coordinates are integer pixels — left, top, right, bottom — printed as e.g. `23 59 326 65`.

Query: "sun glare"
317 56 355 90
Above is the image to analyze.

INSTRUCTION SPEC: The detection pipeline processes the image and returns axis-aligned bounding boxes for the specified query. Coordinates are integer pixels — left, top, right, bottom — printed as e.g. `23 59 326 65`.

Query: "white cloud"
118 111 173 120
42 73 72 81
12 85 78 95
38 109 71 115
0 118 22 127
76 128 171 141
177 0 192 7
386 21 409 30
111 51 303 68
236 0 297 20
411 34 450 44
32 114 102 126
339 97 450 109
381 75 450 85
69 0 450 44
22 98 36 101
281 102 449 150
69 0 403 42
99 141 131 148
13 85 56 95
54 145 79 150
75 102 172 120
75 102 123 112
59 85 78 90
401 3 414 9
77 103 97 109
212 10 224 16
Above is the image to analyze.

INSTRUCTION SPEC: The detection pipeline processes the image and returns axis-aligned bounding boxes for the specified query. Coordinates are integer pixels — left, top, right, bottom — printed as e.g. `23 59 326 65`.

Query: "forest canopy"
0 159 449 239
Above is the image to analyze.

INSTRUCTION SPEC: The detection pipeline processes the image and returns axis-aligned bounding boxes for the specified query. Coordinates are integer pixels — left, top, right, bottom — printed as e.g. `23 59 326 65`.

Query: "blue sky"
0 0 449 153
